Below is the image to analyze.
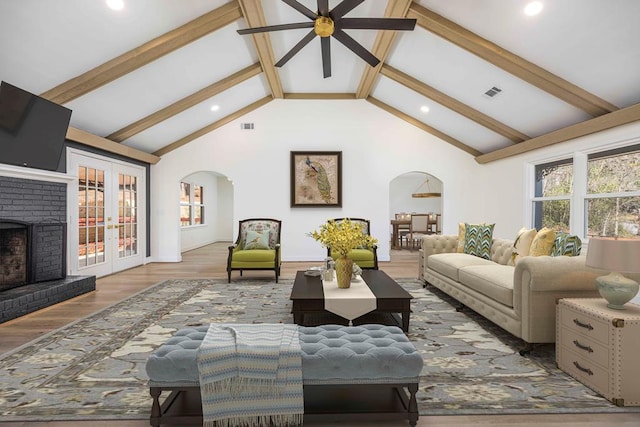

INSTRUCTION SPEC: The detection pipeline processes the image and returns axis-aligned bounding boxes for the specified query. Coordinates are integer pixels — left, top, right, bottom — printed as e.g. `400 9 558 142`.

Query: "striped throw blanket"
196 323 303 427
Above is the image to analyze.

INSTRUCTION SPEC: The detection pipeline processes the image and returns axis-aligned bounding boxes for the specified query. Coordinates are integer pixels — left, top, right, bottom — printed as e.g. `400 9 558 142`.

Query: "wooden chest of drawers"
556 298 640 406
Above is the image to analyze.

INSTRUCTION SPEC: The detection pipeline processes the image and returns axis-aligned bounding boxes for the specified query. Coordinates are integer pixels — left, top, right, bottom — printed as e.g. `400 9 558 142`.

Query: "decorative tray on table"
304 266 323 277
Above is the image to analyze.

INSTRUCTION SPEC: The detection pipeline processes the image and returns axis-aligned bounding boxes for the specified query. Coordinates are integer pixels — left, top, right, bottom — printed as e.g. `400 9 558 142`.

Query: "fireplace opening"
0 219 67 292
0 220 32 291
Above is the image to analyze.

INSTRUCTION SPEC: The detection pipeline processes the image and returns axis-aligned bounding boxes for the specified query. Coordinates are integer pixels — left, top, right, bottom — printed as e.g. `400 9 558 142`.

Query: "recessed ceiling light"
524 1 543 16
420 105 430 114
106 0 124 11
210 105 220 112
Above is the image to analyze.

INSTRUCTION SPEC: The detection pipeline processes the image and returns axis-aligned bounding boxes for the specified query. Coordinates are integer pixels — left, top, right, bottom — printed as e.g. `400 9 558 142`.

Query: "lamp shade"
585 237 640 273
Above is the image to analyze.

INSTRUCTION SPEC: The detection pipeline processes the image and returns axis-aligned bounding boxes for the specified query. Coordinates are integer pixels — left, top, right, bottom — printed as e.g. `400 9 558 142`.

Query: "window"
180 182 205 227
531 144 640 240
532 159 573 233
586 146 640 238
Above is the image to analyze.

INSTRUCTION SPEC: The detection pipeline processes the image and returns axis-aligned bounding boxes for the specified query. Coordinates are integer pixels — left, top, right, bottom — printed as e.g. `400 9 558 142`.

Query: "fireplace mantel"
0 163 74 184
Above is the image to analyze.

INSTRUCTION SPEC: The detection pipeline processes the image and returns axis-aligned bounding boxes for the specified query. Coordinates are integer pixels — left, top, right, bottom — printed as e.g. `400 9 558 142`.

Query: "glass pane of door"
118 172 138 259
78 166 106 268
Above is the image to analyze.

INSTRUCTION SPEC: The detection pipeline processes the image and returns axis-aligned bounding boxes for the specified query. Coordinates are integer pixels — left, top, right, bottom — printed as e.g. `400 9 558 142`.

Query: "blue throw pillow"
243 230 270 250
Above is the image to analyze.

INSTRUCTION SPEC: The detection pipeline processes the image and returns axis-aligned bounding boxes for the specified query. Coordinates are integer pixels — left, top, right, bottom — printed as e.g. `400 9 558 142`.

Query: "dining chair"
395 213 411 248
427 213 438 234
408 213 430 251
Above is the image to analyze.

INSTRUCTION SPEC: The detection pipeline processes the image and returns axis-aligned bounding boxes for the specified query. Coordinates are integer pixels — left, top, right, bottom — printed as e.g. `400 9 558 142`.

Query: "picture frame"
290 151 342 207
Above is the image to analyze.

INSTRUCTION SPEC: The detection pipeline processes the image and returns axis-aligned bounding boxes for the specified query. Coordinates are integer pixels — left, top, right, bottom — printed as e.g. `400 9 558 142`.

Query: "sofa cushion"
463 223 495 260
456 222 466 253
509 227 538 266
551 233 582 256
458 264 515 308
530 227 556 256
427 252 496 282
491 238 516 265
231 249 276 268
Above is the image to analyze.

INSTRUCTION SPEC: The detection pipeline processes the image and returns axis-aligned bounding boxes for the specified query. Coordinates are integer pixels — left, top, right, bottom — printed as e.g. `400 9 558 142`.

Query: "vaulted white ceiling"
1 0 639 164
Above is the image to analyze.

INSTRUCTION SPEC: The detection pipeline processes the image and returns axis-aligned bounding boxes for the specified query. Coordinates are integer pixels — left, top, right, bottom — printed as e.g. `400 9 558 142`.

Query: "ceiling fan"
237 0 417 78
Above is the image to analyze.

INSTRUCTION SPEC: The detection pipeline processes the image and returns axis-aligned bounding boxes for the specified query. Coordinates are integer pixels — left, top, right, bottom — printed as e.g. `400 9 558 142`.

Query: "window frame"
527 140 640 240
179 181 205 228
530 157 574 233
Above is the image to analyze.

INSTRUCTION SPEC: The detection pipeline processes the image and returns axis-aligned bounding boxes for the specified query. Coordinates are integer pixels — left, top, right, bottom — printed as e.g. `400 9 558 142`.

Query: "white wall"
216 176 234 242
151 99 483 262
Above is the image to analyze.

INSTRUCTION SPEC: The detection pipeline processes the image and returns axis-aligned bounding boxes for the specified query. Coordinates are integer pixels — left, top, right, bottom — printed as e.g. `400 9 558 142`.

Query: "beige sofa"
420 234 602 351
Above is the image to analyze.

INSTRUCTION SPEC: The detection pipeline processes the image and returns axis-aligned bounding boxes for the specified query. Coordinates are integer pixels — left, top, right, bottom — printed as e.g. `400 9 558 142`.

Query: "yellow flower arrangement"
310 218 378 257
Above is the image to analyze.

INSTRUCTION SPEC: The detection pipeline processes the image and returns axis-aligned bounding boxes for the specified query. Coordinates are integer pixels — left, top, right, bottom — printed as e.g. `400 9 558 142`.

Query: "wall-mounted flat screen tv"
0 81 72 172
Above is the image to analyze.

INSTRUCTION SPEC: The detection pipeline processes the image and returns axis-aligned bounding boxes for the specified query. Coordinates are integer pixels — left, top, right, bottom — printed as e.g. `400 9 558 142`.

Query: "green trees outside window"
532 144 640 240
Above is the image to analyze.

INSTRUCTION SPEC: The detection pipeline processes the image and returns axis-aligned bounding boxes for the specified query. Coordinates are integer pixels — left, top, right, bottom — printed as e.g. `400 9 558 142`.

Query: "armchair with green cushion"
227 218 282 283
326 218 379 270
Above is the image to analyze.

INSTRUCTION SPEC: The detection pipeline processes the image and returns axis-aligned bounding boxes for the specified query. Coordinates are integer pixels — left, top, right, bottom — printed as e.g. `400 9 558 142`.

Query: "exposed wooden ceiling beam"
66 127 160 164
476 102 640 164
283 93 356 100
107 63 263 142
153 96 272 157
40 1 242 105
381 64 530 143
408 2 618 117
356 0 413 99
238 0 284 99
367 97 482 157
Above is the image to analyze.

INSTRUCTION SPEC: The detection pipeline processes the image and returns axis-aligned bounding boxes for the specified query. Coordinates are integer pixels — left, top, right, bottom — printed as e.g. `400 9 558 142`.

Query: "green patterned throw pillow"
243 229 270 250
551 233 582 256
463 223 495 260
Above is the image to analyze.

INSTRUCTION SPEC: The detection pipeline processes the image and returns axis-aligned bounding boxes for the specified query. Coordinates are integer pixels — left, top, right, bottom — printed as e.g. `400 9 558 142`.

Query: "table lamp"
585 237 640 310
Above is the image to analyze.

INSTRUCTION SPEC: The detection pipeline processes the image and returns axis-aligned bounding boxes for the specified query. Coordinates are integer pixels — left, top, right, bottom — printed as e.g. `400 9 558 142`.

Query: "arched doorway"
389 171 443 249
179 170 234 253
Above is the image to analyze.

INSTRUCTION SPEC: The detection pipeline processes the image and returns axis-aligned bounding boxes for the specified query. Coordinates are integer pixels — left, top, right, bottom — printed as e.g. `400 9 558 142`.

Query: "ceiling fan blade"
318 0 329 16
330 0 365 19
237 21 314 35
282 0 317 20
321 36 331 78
332 29 380 68
275 30 317 67
338 18 417 31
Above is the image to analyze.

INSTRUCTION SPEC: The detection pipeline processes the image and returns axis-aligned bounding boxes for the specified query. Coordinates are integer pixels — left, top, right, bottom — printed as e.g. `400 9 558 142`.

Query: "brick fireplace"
0 172 95 323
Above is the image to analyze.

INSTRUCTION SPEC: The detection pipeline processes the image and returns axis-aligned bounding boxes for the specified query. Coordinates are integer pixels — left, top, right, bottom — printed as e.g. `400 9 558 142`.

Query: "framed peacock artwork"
290 151 342 207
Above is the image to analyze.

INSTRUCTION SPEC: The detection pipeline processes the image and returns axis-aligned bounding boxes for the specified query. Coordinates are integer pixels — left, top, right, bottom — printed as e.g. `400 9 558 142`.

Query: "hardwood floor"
1 243 638 426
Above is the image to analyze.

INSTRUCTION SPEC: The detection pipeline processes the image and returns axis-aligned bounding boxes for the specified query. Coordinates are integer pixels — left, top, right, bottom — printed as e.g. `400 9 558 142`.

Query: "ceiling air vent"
240 123 254 130
484 86 502 98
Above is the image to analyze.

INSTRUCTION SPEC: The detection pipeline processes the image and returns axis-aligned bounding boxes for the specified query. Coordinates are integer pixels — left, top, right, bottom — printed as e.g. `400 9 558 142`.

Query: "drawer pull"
573 361 594 376
573 340 594 353
573 318 594 331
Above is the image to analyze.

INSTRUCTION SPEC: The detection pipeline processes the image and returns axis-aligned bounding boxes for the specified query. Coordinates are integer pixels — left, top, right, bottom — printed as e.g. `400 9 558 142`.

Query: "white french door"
67 150 146 277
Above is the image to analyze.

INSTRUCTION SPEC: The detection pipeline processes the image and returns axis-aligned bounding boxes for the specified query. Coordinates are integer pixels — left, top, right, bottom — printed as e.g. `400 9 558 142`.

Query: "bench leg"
408 383 418 427
150 387 161 427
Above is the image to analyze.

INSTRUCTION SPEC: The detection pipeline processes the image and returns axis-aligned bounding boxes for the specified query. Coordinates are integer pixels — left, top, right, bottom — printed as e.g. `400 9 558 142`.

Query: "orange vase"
335 256 352 289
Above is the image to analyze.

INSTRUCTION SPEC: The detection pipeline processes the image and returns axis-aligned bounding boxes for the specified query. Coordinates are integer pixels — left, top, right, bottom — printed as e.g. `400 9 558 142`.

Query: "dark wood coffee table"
290 270 413 332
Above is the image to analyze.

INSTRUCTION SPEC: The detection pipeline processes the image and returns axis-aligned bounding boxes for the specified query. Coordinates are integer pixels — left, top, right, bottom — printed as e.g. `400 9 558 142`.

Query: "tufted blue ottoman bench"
146 324 423 426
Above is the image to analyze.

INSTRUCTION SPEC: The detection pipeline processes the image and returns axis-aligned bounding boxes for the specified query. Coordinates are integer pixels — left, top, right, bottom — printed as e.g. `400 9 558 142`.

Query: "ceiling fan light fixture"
314 16 334 37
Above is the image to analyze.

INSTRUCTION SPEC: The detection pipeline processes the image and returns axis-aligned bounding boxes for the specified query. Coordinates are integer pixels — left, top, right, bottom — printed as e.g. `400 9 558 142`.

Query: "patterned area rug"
0 278 637 421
